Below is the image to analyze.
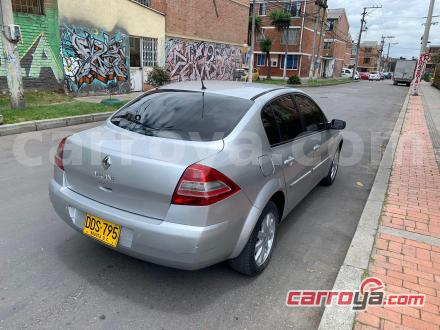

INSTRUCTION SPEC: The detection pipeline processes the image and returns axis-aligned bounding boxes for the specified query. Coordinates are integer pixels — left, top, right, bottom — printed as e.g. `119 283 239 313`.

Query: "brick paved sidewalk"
354 95 440 330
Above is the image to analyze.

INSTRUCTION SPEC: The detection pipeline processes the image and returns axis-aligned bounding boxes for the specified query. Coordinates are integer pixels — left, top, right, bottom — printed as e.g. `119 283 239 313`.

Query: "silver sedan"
49 81 345 276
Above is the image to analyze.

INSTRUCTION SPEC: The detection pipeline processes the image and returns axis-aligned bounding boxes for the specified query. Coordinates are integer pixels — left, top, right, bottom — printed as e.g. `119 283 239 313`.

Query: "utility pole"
314 2 327 79
412 0 436 95
385 42 398 71
352 5 382 79
248 0 257 83
420 0 435 53
309 0 327 79
0 0 25 109
378 35 395 72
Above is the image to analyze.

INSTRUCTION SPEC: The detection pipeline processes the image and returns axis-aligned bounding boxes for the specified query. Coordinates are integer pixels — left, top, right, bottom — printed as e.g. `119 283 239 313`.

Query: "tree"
248 16 262 45
260 37 273 80
269 10 291 79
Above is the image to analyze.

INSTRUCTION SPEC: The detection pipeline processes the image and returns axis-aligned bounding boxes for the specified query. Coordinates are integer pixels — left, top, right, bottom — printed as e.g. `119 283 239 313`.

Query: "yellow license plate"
83 214 121 248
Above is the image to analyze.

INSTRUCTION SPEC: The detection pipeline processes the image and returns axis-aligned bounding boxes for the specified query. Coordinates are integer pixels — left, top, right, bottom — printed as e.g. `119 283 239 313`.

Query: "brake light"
171 164 241 206
55 136 69 171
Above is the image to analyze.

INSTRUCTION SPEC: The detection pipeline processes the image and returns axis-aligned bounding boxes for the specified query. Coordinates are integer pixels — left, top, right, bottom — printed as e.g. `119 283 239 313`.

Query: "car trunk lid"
63 123 224 220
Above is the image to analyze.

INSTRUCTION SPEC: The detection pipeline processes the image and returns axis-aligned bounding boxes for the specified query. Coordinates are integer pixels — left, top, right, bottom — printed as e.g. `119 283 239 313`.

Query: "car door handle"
313 144 321 151
284 156 295 166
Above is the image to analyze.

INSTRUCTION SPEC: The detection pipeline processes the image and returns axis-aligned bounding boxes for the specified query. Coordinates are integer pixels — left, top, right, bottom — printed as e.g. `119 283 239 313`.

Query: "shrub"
147 66 171 87
287 75 301 85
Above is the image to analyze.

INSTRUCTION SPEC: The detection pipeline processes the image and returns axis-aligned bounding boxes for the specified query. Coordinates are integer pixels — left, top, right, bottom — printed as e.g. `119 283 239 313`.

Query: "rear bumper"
49 179 248 270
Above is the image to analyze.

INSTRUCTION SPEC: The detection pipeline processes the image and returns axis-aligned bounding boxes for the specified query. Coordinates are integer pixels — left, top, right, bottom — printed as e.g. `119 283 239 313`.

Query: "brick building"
321 8 350 78
151 0 249 82
357 41 380 73
252 0 327 79
0 0 64 92
426 45 440 74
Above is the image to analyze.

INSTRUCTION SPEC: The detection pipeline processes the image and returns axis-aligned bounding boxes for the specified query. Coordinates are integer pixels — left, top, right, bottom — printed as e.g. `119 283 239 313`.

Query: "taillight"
55 136 69 171
171 164 241 206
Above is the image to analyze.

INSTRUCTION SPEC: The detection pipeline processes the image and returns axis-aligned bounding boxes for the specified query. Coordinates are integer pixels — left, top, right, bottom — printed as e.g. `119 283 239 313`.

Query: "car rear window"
110 90 254 141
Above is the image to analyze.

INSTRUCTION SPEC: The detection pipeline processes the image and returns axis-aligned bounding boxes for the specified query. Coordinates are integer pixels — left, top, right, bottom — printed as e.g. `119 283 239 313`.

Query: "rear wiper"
112 113 180 131
111 113 143 125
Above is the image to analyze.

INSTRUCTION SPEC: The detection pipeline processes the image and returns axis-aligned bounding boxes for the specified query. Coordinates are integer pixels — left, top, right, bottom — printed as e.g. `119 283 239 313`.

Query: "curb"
0 112 114 136
318 89 411 330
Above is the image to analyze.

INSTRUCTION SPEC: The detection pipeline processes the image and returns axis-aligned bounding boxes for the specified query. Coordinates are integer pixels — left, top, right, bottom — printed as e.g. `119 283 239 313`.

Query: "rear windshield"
110 90 254 141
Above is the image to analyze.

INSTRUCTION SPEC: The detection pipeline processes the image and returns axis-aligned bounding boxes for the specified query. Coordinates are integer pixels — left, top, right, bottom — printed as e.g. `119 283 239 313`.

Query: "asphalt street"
0 81 408 330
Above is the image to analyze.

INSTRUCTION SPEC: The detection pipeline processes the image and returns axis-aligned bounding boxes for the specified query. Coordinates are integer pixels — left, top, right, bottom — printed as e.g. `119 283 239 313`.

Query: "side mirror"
329 119 346 130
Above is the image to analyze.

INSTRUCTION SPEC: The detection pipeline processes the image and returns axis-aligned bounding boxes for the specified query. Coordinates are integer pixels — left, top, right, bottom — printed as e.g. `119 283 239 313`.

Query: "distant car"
379 72 385 80
369 72 381 81
360 73 369 80
382 72 392 79
244 68 259 82
341 68 359 80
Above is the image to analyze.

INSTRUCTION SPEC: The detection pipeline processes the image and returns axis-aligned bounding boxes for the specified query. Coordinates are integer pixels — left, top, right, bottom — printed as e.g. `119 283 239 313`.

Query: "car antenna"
201 79 207 90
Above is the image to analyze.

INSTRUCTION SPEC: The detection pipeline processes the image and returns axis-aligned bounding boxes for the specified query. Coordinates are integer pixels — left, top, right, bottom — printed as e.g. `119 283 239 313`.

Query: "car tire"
229 201 279 276
321 147 341 186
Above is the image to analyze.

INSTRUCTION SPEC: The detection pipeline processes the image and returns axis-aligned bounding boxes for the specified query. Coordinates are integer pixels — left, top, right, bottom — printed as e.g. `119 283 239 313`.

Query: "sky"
329 0 440 58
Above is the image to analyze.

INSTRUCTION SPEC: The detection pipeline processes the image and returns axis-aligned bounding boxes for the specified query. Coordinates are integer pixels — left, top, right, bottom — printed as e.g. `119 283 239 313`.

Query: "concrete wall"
0 0 64 92
58 0 165 94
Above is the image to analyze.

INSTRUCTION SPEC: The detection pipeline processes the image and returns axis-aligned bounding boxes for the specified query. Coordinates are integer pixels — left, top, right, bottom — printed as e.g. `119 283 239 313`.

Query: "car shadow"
54 231 258 315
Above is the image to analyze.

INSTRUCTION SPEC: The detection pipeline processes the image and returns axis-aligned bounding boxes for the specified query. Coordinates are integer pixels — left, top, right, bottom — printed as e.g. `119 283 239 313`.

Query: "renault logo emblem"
102 155 112 170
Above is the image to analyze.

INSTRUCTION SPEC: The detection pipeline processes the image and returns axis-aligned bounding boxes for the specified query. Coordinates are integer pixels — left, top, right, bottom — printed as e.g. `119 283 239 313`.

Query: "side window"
261 104 281 146
261 95 304 146
294 94 327 133
270 95 303 142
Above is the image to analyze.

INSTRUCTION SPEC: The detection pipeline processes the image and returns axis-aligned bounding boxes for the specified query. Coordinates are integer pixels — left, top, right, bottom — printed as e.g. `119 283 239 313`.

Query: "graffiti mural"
60 24 130 93
165 38 242 81
0 6 64 92
0 33 63 90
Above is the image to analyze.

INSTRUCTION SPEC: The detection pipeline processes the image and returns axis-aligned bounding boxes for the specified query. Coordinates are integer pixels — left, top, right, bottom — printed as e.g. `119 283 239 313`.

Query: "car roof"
161 80 301 101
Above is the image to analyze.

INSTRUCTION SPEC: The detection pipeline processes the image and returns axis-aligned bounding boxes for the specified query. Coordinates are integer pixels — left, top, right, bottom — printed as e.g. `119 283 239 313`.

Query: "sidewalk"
74 91 144 104
354 86 440 329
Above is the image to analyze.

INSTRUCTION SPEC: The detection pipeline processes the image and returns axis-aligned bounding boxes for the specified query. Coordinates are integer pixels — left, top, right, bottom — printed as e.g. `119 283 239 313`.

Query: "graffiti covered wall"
60 24 130 94
0 2 64 91
165 38 242 81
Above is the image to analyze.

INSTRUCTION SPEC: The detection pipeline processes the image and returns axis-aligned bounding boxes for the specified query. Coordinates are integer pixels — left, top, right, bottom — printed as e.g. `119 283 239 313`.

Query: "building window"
134 0 151 7
249 3 254 15
280 55 299 70
364 58 371 64
130 37 141 67
326 19 335 31
256 54 266 66
281 28 299 45
285 1 302 17
365 47 372 53
259 3 267 16
143 38 158 67
324 41 332 50
12 0 43 15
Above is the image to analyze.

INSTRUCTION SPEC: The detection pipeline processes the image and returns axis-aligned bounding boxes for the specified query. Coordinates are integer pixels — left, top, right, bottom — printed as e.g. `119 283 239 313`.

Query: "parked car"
49 81 346 276
341 68 359 80
243 68 259 82
369 72 381 81
360 73 369 80
379 72 385 80
383 72 392 79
